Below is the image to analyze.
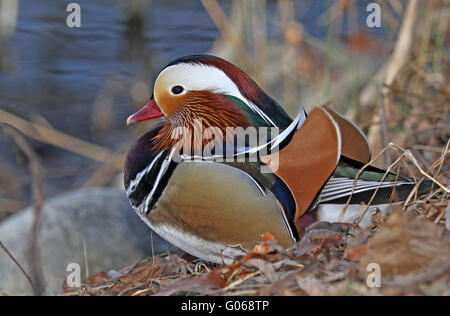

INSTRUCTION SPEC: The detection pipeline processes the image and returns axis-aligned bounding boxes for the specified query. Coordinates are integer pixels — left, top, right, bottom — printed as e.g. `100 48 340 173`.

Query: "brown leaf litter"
62 188 449 296
63 146 449 296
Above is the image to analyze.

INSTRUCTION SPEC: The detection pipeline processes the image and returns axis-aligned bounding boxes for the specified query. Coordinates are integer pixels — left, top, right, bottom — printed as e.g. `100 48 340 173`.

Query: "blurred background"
0 0 448 295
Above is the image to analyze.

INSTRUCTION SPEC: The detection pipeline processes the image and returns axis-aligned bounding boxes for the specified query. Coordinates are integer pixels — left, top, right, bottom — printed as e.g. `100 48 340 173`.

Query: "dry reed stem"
1 124 45 295
355 153 407 226
250 0 269 89
0 109 124 169
367 0 419 167
0 241 35 293
339 139 449 224
221 271 261 292
338 144 394 222
339 139 450 225
390 142 449 194
82 142 129 187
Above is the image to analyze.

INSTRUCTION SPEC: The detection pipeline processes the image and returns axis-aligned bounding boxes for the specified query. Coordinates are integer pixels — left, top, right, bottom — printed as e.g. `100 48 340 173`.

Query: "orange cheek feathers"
155 91 188 117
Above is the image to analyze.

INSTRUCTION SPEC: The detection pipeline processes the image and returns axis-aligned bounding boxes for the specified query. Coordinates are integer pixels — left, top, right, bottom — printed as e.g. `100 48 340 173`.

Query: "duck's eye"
171 85 184 95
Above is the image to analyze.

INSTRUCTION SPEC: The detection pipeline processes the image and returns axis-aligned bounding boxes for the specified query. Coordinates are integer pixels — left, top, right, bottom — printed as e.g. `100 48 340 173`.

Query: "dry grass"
63 199 448 296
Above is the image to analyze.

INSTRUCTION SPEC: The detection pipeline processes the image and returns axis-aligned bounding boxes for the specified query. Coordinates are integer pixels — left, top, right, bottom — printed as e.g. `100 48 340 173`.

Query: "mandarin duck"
124 55 430 264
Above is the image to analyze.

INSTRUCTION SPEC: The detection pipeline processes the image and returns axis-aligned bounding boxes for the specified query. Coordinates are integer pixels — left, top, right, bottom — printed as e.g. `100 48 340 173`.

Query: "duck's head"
126 55 292 130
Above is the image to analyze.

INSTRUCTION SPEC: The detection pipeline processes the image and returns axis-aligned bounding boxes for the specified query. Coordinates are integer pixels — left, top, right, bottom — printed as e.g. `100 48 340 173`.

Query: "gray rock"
0 188 176 295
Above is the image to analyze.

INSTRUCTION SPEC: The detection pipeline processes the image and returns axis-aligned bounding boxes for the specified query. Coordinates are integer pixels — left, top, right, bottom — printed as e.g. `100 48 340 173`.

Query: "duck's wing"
324 105 371 164
317 156 431 206
261 107 342 221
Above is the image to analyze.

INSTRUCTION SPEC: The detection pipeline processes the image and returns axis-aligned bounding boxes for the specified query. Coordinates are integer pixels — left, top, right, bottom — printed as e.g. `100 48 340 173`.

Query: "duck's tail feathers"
317 177 432 206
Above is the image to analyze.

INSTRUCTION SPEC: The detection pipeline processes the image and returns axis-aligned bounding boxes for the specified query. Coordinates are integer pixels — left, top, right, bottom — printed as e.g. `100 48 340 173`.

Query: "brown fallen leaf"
295 223 345 258
252 232 277 255
371 208 385 227
295 275 327 296
83 271 109 286
358 209 450 276
152 268 227 296
245 258 277 283
258 271 297 296
117 264 163 285
346 244 369 262
345 229 371 261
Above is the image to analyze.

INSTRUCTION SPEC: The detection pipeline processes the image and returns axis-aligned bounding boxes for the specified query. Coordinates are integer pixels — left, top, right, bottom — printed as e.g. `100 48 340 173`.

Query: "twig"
0 197 25 212
83 239 89 280
355 153 406 226
366 0 419 167
413 145 447 153
148 230 155 289
1 124 45 295
432 138 450 186
338 145 394 222
0 0 19 39
0 241 35 293
82 142 130 188
381 0 418 96
380 0 400 31
378 85 392 167
0 109 124 169
278 0 300 111
338 139 449 224
402 153 446 208
250 0 268 89
389 0 404 16
221 271 261 292
390 142 449 193
383 83 448 104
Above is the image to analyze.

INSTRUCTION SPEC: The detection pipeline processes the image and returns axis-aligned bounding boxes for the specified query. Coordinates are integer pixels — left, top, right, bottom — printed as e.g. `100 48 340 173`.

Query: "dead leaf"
358 209 450 276
371 208 385 227
295 275 327 296
346 244 369 261
295 223 345 257
117 264 163 285
252 232 277 255
152 268 227 296
83 271 109 286
245 259 277 283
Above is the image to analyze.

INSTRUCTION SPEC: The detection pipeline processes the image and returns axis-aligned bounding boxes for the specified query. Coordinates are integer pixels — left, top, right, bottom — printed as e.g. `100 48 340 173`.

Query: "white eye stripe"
157 63 238 95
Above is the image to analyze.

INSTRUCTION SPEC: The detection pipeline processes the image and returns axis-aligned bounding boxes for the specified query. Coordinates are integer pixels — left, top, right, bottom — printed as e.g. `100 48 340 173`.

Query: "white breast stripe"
127 151 165 197
140 146 177 215
180 107 306 161
269 108 306 150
